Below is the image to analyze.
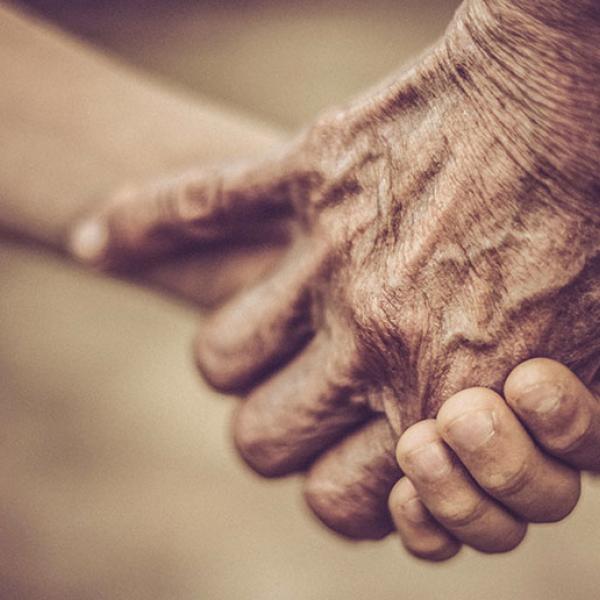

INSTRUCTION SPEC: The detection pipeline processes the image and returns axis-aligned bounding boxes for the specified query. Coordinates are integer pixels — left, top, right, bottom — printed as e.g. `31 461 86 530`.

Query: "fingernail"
402 497 429 524
407 443 452 483
447 410 496 452
69 219 108 263
517 384 562 416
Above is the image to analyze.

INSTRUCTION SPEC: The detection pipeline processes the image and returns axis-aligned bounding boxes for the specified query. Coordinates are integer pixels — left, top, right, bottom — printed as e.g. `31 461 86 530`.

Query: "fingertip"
503 358 587 431
231 401 294 478
194 332 248 394
407 537 462 562
304 465 395 540
504 358 571 409
436 387 502 433
540 470 582 523
68 218 109 265
388 477 418 513
477 520 528 555
389 479 461 562
395 419 439 464
502 359 600 472
302 419 399 540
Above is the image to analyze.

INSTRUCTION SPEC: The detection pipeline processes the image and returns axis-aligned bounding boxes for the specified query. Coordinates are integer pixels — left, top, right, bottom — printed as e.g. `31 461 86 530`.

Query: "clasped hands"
69 0 599 560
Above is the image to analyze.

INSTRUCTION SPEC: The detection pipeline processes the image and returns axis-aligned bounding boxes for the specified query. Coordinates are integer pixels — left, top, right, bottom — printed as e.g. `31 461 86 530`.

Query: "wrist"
437 0 599 217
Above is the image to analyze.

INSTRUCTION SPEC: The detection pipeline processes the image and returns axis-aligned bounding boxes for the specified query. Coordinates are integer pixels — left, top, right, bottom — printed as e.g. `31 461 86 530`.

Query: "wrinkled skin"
73 0 600 539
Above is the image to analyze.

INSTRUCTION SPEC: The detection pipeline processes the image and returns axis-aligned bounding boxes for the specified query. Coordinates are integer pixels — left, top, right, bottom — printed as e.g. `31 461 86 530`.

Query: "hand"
71 0 600 538
390 358 600 560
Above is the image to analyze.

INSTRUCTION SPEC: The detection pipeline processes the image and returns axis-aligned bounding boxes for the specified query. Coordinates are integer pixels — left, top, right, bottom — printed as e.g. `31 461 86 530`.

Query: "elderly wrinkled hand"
70 0 600 539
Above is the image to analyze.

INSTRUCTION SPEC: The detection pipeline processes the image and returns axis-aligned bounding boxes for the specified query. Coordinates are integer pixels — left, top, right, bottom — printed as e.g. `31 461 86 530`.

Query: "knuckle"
505 360 576 421
506 358 562 391
481 461 534 498
404 538 459 562
303 473 393 540
477 523 528 554
345 276 428 387
395 420 439 465
347 273 401 331
194 311 264 393
437 388 500 428
505 359 576 408
164 170 220 225
436 497 488 529
388 478 416 510
530 474 581 523
103 188 143 240
232 406 287 478
193 335 242 393
543 412 594 455
303 475 352 534
304 107 344 148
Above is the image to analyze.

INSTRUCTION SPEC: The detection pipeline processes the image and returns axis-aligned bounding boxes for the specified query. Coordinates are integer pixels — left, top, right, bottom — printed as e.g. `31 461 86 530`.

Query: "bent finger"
388 478 461 562
504 358 600 472
303 417 399 540
194 238 319 393
233 334 371 477
69 151 298 268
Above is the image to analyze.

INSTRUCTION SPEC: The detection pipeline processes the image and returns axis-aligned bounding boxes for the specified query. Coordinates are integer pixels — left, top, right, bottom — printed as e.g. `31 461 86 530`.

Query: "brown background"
1 1 599 598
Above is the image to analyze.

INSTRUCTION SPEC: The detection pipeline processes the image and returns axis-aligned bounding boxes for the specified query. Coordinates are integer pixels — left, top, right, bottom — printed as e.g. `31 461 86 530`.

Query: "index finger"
68 153 296 268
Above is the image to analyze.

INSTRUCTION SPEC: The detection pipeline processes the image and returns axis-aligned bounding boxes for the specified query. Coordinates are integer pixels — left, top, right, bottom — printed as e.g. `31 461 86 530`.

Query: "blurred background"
1 1 599 599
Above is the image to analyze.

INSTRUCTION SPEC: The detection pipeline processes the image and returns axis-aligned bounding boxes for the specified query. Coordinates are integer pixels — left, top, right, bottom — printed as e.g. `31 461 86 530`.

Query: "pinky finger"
388 478 461 562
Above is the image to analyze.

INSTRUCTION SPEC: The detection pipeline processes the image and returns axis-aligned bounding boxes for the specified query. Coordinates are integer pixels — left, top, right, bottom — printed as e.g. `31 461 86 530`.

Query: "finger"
195 239 318 393
388 478 461 562
69 153 297 268
437 387 581 523
504 358 600 472
397 420 527 553
303 417 399 540
233 334 371 477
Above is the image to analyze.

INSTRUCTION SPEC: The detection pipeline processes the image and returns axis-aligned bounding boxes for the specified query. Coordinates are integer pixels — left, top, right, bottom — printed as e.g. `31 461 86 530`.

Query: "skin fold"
73 0 600 539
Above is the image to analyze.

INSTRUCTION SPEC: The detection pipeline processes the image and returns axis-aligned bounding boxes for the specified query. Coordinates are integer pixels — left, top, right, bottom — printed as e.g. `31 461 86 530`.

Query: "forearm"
0 3 284 247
